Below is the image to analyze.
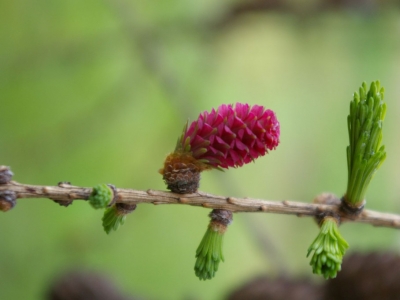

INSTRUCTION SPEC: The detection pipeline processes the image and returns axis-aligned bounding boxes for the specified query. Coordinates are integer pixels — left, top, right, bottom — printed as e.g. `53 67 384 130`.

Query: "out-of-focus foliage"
1 1 400 299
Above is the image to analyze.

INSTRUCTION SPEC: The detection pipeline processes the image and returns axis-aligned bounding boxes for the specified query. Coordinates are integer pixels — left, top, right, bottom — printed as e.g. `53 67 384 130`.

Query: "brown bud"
52 199 73 207
115 203 137 215
210 209 233 226
0 190 17 212
0 166 13 184
312 193 341 206
54 182 74 207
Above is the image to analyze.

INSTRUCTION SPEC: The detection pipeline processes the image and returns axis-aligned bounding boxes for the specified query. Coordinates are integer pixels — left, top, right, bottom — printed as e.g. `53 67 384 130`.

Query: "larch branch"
1 181 400 229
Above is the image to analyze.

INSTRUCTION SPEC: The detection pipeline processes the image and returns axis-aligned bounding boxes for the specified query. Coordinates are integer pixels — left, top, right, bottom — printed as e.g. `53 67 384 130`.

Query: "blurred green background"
1 0 400 299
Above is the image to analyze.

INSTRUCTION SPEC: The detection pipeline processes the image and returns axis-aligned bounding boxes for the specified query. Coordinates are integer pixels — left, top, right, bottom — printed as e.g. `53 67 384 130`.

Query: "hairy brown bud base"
159 152 211 194
340 197 365 216
209 209 233 227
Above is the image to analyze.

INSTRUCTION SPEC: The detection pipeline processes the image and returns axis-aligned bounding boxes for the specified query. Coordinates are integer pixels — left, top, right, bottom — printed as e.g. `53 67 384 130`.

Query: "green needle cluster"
194 223 225 280
102 205 126 234
307 217 349 279
88 184 113 209
88 184 134 234
346 81 386 205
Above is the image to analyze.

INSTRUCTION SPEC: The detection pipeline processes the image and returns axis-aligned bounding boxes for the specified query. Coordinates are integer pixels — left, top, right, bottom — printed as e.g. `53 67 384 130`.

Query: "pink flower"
180 103 280 169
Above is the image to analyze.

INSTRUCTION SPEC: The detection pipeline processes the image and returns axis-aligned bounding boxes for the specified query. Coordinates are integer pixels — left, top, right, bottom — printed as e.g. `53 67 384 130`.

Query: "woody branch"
1 180 400 229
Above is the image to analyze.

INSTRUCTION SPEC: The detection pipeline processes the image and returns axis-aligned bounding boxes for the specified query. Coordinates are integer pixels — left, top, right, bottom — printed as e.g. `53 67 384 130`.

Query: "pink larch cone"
181 103 280 168
160 103 280 193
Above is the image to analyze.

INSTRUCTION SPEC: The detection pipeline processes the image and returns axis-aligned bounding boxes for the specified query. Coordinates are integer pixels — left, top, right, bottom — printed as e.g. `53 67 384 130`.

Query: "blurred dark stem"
212 0 386 30
213 172 288 274
105 0 197 119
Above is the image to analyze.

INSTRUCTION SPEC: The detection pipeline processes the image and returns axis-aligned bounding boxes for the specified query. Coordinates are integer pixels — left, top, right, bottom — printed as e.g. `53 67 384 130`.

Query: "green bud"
307 217 349 279
194 223 225 280
88 184 113 209
194 209 232 280
345 81 386 206
102 205 126 234
102 203 136 234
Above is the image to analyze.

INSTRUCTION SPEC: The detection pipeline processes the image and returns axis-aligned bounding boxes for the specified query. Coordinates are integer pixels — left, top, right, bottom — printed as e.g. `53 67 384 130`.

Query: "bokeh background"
1 0 400 299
